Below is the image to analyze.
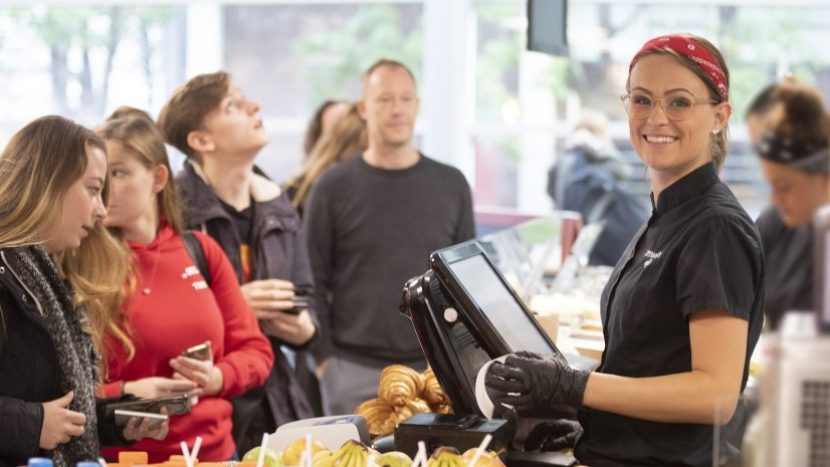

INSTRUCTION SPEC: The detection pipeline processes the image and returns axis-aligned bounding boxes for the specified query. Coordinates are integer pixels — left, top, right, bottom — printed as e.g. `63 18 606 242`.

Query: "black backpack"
182 230 212 287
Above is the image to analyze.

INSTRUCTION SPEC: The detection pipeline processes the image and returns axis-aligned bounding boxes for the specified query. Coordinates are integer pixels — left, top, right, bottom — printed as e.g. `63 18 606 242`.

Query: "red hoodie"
102 224 274 462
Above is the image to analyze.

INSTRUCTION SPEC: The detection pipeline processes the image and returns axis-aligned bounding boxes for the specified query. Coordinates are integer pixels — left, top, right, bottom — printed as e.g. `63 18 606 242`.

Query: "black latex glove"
524 419 583 452
484 351 590 410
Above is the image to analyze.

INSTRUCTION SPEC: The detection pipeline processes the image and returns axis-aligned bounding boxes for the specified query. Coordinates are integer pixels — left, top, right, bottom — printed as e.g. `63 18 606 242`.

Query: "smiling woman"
484 34 765 466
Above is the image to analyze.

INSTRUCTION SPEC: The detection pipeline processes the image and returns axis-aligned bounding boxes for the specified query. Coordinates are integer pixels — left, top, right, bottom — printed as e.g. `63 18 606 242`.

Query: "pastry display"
354 397 395 436
354 365 453 436
378 365 425 406
423 368 451 408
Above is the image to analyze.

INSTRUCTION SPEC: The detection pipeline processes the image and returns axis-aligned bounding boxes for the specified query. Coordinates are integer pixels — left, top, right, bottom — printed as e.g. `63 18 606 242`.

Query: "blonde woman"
286 104 367 214
0 116 165 467
96 115 274 462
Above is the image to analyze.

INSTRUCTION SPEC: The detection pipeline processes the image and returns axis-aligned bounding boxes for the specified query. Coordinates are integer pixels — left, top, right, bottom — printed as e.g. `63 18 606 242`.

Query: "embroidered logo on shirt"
181 265 208 290
643 249 663 268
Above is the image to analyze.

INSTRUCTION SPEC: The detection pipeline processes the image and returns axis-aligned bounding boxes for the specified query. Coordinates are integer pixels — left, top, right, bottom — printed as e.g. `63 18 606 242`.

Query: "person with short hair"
158 71 319 453
304 59 475 415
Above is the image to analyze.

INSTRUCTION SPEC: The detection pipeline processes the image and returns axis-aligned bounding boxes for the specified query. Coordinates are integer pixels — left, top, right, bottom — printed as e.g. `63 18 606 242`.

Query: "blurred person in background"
304 59 475 415
547 110 648 266
301 100 350 162
754 81 830 330
745 83 779 147
286 104 367 216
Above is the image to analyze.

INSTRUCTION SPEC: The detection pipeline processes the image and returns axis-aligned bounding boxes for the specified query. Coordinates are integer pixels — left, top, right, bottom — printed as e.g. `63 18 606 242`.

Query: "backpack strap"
182 231 212 287
0 301 5 358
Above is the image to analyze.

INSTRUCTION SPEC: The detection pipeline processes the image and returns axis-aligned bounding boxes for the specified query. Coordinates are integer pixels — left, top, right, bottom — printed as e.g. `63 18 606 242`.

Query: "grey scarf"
15 245 100 467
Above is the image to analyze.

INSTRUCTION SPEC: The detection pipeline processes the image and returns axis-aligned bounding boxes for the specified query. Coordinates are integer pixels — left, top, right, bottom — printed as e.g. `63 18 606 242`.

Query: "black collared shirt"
575 162 765 467
756 206 813 330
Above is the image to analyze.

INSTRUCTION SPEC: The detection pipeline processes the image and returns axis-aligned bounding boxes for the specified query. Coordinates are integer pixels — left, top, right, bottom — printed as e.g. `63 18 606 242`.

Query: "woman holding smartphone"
96 112 274 462
0 116 166 467
486 34 764 466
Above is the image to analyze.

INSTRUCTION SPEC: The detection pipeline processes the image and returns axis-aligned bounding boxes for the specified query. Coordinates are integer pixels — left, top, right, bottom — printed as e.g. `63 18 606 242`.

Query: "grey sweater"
305 155 475 364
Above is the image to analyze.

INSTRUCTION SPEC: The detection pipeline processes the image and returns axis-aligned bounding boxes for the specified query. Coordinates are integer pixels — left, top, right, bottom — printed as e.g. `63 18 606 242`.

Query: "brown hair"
304 100 345 158
108 105 154 123
97 115 184 235
765 81 830 156
627 34 730 170
288 104 367 208
158 71 230 161
0 115 133 374
363 58 417 88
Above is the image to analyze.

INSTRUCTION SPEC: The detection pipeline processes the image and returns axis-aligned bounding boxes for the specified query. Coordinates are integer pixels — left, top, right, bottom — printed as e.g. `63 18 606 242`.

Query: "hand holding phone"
104 393 192 418
122 377 199 400
114 409 169 429
170 355 223 397
241 279 295 318
181 341 213 362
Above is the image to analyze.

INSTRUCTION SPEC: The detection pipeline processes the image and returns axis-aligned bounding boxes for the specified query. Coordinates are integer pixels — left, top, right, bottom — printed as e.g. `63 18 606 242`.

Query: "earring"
712 128 721 135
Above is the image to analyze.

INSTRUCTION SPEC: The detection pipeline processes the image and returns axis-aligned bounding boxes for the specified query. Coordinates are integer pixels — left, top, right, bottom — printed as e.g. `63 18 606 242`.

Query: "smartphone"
114 409 168 429
282 297 309 315
181 341 212 361
104 393 191 418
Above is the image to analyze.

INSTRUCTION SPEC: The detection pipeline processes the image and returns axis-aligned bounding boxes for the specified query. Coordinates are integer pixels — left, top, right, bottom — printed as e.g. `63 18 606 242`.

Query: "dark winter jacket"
176 162 318 451
0 248 127 467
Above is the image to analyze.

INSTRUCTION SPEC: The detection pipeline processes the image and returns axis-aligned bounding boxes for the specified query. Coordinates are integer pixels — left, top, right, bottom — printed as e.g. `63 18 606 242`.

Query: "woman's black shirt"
574 162 765 466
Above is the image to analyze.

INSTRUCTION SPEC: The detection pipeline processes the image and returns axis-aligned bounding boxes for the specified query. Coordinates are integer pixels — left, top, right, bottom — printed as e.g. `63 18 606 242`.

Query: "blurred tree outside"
291 4 422 109
3 5 177 119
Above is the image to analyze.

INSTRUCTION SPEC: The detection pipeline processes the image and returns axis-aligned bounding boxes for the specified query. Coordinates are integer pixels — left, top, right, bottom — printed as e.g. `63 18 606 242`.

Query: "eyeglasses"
621 93 719 121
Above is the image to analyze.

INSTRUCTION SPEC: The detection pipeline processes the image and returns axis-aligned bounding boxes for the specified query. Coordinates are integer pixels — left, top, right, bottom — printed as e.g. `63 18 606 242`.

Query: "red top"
102 224 274 462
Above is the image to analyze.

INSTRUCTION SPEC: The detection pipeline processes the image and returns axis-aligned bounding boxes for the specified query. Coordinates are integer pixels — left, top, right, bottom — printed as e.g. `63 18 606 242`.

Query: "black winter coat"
176 163 318 453
0 248 126 467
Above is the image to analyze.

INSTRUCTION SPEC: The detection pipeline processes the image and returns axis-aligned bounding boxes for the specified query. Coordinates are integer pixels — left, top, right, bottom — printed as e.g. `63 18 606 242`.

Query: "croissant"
378 365 425 406
380 415 398 436
434 403 453 414
354 397 394 436
422 368 451 408
394 397 431 423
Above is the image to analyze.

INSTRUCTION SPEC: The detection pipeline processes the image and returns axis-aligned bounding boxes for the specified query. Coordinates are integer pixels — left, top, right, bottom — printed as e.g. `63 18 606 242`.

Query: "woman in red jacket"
96 112 274 462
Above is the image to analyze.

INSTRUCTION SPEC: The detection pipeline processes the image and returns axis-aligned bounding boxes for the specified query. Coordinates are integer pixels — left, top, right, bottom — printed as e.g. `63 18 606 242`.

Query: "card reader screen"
448 254 554 356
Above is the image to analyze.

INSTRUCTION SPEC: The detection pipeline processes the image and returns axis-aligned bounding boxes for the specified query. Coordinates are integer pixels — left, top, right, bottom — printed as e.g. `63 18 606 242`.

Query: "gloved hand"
524 419 583 452
484 351 590 410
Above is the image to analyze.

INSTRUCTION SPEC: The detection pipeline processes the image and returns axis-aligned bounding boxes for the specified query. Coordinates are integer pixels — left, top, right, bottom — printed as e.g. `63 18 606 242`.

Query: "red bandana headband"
629 35 728 101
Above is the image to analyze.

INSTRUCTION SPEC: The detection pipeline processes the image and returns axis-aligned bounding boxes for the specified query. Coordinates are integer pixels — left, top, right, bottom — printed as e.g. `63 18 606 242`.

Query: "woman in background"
286 104 367 214
301 99 350 161
754 81 830 330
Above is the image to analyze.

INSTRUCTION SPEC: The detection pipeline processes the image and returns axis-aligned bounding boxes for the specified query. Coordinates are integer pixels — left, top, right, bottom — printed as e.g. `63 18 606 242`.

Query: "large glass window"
472 0 830 217
223 3 423 180
2 1 830 218
0 5 186 142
